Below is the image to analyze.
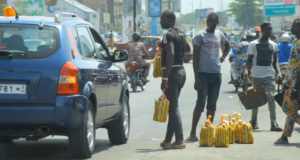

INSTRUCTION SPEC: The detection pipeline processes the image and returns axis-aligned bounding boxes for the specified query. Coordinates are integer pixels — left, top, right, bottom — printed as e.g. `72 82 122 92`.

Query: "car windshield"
0 24 59 60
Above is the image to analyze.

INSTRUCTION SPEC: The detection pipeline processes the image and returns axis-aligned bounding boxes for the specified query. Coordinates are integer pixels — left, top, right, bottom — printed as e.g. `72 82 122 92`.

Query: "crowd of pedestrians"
157 9 300 149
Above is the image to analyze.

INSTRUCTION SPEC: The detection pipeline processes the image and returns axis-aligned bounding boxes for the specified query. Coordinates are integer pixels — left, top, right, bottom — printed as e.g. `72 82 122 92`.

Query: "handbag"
238 78 268 110
274 84 285 108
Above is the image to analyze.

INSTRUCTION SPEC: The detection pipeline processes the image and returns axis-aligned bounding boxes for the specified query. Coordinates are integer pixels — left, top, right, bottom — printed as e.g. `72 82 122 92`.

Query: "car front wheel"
69 101 95 158
107 94 130 144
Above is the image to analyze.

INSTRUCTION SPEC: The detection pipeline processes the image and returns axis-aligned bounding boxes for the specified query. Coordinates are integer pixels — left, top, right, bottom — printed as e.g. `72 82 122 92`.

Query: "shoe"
250 121 259 129
163 142 186 150
160 141 171 147
271 122 283 131
274 137 289 144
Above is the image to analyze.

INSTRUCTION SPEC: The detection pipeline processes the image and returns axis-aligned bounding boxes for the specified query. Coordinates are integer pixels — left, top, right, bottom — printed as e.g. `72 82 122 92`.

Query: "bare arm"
141 44 149 56
186 41 191 52
222 40 231 58
193 45 201 81
273 52 281 75
246 55 254 71
163 42 175 79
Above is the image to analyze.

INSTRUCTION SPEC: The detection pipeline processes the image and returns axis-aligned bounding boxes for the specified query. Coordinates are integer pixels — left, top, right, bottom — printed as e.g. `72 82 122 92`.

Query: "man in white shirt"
244 22 283 131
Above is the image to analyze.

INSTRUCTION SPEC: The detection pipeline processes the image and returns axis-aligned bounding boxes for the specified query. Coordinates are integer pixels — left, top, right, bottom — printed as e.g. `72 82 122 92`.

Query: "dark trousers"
165 68 186 142
195 72 222 112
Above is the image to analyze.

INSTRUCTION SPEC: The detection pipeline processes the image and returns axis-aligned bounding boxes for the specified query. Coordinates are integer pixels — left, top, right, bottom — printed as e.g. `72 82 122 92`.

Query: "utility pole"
133 0 137 32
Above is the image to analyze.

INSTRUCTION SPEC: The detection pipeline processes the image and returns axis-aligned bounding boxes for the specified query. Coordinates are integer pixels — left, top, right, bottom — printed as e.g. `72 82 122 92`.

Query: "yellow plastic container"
199 115 215 147
153 94 169 123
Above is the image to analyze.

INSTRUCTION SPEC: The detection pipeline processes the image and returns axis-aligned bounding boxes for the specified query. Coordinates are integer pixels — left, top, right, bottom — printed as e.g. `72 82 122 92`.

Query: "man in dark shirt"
159 10 191 150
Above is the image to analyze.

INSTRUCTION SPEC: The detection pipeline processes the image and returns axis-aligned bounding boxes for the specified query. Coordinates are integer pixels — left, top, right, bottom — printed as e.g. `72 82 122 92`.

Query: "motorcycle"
229 51 250 91
129 48 153 92
279 62 289 80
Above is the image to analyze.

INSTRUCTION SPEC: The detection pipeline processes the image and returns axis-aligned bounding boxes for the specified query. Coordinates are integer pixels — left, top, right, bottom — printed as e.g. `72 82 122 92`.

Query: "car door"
87 27 123 120
75 26 110 122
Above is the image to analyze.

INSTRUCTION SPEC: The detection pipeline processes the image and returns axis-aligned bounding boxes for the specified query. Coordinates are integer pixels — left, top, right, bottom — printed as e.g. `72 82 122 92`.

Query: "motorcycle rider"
254 26 261 39
276 34 292 82
278 34 292 64
124 32 151 82
228 34 254 84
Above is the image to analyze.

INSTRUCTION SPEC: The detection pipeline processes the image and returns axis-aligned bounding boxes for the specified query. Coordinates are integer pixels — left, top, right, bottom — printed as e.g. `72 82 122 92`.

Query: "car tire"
184 60 190 63
0 136 13 143
107 94 130 144
69 101 95 159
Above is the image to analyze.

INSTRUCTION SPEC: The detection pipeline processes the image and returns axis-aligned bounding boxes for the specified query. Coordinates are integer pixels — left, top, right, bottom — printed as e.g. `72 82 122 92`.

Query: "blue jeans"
195 72 222 112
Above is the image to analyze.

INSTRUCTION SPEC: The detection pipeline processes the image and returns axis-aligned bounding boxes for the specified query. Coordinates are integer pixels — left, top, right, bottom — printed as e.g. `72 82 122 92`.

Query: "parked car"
116 36 193 63
0 9 130 159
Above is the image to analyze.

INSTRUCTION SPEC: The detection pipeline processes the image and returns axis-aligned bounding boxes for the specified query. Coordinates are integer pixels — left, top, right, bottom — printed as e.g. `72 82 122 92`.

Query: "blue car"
0 8 130 158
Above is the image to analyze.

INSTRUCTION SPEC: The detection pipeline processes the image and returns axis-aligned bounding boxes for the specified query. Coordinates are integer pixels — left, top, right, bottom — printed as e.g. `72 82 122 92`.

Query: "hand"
277 73 283 84
161 80 168 91
220 57 225 63
156 40 162 48
194 79 201 91
291 89 298 101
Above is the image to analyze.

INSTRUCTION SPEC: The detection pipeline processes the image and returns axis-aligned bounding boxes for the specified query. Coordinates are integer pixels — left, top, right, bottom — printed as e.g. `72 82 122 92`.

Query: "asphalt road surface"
1 59 300 160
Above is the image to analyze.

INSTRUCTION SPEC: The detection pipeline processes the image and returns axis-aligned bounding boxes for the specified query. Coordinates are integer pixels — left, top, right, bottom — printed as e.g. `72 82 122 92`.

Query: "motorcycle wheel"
131 72 137 92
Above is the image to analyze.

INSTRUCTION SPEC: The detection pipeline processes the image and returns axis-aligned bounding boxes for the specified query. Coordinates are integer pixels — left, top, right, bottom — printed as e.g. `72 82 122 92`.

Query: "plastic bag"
232 110 254 144
153 52 163 78
229 118 236 144
199 115 214 147
215 114 230 147
153 92 169 122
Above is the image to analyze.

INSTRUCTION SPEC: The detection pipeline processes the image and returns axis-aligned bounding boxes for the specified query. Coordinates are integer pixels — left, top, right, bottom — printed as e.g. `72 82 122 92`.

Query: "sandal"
163 142 186 150
186 136 198 141
160 141 171 147
274 137 289 144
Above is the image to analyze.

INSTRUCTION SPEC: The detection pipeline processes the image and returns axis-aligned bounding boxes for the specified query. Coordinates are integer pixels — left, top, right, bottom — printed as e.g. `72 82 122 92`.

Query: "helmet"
280 34 291 43
255 27 261 31
132 32 141 41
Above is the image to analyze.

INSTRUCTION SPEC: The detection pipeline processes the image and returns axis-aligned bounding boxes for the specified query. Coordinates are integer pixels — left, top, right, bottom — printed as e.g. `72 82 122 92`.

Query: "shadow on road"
0 139 115 160
223 91 239 94
135 148 163 153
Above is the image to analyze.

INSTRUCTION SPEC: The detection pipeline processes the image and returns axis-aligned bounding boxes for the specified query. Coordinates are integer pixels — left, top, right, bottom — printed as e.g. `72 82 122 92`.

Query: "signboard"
8 0 44 16
265 0 296 16
135 14 148 25
162 2 173 12
149 0 162 17
122 15 134 42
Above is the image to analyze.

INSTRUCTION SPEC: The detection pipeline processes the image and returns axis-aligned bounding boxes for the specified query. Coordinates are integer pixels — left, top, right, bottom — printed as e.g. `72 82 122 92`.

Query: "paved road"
1 59 300 160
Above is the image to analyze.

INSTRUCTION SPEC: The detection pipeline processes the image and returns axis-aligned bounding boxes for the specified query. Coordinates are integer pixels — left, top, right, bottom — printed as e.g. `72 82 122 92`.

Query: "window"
89 28 109 61
151 38 160 47
0 24 59 60
139 38 149 46
76 27 96 58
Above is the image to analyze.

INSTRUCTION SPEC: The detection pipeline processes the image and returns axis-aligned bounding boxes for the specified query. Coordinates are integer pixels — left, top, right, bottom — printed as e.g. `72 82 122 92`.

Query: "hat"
255 27 261 31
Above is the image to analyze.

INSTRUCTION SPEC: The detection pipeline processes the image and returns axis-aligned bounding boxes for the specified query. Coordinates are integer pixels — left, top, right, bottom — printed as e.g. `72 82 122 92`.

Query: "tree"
227 0 263 29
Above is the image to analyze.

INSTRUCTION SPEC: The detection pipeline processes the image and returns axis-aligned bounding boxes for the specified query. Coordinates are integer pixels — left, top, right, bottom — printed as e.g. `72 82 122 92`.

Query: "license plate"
0 84 26 94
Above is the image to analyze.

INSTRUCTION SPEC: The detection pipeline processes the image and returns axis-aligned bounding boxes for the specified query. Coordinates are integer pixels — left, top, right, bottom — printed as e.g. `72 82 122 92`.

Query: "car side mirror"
148 48 153 52
112 49 128 62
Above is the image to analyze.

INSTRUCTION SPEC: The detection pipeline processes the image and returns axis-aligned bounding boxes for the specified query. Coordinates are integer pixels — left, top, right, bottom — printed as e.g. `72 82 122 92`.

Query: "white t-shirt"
246 39 279 78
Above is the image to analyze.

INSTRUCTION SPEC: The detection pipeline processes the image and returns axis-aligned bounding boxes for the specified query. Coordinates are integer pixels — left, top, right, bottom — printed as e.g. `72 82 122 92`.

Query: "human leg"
229 66 238 84
263 77 282 131
164 69 185 144
206 73 222 123
187 73 209 141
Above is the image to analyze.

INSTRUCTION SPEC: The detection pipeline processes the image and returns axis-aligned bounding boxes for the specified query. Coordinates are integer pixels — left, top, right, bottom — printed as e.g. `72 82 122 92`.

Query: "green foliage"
227 0 263 28
0 4 8 16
